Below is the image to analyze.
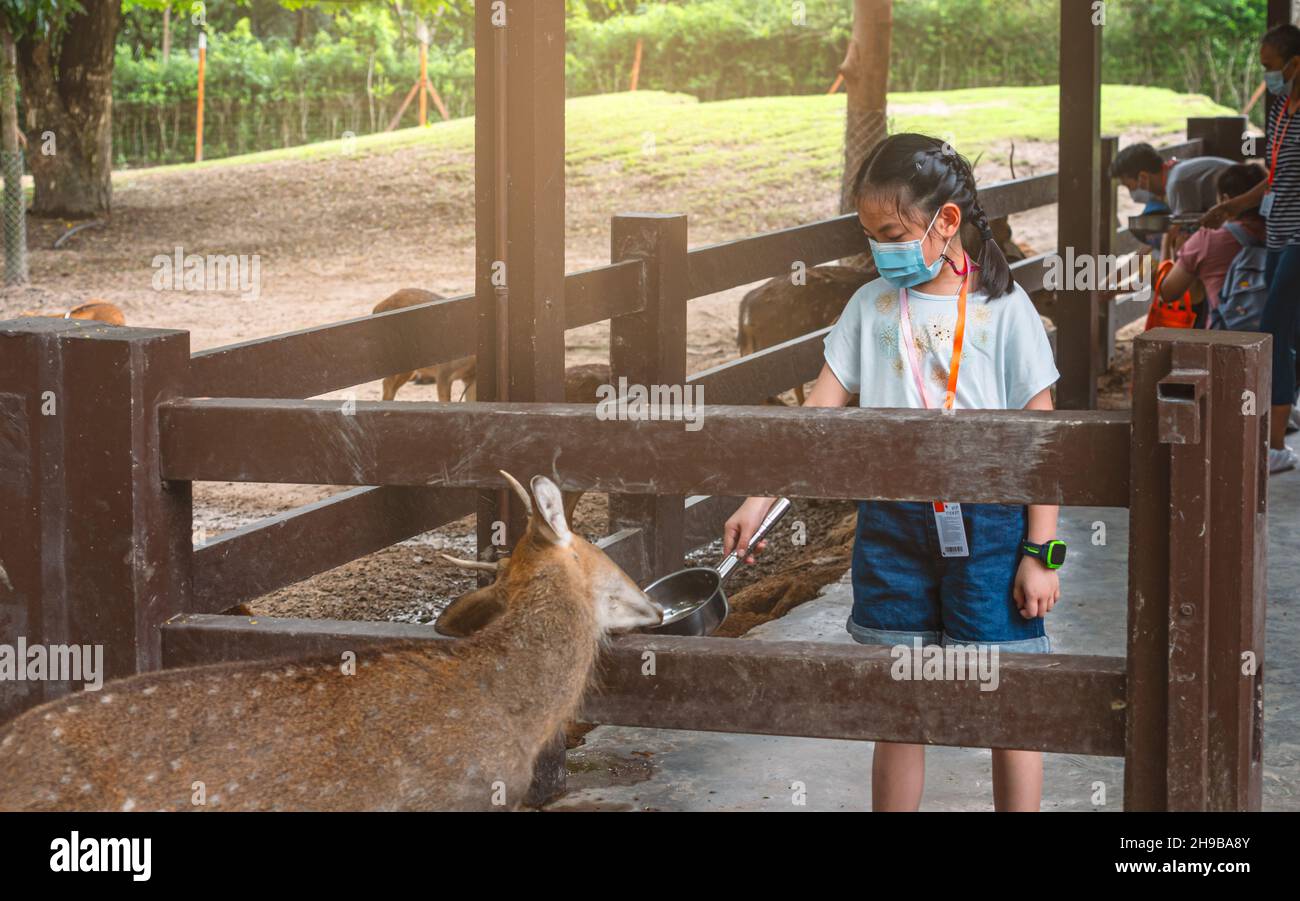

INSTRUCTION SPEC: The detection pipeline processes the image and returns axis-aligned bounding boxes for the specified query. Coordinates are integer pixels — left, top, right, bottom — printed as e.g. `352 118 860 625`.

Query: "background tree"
839 0 891 215
0 0 120 219
0 10 26 283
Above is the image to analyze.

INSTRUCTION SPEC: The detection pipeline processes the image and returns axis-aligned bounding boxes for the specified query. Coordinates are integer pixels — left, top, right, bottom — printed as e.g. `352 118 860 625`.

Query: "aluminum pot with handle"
641 497 793 636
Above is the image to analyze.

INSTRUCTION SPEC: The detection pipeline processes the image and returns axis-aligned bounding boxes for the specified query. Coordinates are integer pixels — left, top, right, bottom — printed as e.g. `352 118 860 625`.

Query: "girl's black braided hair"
851 133 1014 299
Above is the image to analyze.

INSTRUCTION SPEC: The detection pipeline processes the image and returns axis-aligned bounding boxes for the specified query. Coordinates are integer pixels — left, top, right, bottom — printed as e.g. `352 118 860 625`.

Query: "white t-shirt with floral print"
822 276 1059 411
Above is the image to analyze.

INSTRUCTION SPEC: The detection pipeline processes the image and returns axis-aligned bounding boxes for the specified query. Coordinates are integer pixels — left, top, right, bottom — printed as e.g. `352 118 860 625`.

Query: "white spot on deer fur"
208 686 219 695
128 705 139 714
143 686 157 696
167 708 178 719
121 798 136 811
101 694 113 704
2 734 13 748
169 759 181 772
80 783 92 794
51 728 63 739
314 683 325 692
43 712 54 721
145 772 158 783
250 688 262 698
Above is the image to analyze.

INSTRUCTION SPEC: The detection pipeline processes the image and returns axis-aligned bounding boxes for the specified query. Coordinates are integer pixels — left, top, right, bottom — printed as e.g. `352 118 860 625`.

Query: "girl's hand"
1013 557 1059 619
723 496 777 564
1200 198 1238 230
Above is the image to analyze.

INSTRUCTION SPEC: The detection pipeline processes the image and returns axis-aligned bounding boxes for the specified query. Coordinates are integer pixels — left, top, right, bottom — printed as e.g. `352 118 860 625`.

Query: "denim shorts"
847 500 1051 654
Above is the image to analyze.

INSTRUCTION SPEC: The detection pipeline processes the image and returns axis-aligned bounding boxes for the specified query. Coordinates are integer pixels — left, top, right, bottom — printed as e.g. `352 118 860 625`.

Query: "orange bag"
1145 259 1197 330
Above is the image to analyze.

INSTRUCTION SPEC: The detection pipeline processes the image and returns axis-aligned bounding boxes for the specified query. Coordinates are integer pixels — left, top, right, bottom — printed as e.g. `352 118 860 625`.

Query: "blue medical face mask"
868 205 955 290
1266 59 1296 96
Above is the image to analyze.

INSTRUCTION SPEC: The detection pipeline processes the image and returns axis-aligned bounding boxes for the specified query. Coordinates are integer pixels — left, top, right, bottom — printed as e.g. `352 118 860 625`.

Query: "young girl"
724 133 1063 812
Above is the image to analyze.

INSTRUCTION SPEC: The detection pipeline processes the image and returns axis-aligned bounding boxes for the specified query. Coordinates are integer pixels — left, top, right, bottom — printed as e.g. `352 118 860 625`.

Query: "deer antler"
438 553 499 573
499 470 532 515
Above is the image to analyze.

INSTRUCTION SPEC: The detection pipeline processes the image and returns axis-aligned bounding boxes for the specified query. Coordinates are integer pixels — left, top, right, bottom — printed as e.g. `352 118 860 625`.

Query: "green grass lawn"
121 84 1236 189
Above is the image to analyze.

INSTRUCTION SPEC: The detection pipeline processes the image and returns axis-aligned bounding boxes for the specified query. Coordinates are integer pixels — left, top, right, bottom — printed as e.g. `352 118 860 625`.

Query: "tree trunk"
161 7 171 60
15 0 121 219
840 0 893 215
1 23 27 284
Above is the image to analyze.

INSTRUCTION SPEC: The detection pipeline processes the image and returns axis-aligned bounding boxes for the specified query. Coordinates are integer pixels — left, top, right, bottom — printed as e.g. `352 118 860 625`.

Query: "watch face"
1046 542 1067 568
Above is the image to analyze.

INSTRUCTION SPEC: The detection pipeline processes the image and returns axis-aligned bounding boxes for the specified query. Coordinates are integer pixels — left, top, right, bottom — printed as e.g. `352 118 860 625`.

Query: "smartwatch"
1021 539 1066 570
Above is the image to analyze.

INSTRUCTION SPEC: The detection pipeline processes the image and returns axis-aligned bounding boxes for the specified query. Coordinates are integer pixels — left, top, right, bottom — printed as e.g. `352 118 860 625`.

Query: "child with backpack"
1158 164 1268 330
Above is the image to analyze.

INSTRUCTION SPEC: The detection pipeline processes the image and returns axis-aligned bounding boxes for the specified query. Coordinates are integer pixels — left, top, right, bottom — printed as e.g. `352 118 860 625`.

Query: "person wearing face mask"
1112 144 1235 224
1203 24 1300 475
724 134 1062 812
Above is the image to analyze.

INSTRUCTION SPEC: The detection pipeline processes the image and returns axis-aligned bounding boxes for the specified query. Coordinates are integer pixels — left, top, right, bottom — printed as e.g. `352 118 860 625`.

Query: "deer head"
436 471 660 637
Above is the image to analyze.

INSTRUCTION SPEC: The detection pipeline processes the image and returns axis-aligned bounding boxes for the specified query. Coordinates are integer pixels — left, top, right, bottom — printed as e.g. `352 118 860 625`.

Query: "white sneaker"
1269 446 1299 475
1289 407 1300 435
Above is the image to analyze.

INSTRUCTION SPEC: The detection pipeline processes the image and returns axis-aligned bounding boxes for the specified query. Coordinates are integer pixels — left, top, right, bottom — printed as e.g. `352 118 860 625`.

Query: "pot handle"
715 497 792 584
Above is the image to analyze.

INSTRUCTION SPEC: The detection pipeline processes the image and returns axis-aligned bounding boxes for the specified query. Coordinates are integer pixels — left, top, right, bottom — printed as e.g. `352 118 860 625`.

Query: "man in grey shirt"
1111 142 1236 215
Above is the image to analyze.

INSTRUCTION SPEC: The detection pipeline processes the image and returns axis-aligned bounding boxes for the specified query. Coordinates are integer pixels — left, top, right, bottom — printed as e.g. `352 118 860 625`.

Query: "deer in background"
737 266 873 404
18 300 126 326
372 288 475 402
373 289 614 406
0 472 661 812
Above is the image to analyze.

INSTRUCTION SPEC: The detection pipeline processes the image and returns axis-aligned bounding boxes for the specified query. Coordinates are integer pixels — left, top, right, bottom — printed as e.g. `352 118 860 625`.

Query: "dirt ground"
0 129 1159 629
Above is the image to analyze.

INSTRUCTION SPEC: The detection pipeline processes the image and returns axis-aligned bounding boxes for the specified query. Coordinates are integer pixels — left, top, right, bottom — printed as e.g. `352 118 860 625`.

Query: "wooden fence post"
1097 135 1119 373
473 0 569 809
1186 116 1248 162
1125 328 1269 810
1056 0 1102 409
609 213 689 582
0 319 192 722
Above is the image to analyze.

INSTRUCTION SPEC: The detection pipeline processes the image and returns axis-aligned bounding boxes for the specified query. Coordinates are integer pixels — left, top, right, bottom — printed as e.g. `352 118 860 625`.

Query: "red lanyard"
898 256 969 410
1271 100 1300 186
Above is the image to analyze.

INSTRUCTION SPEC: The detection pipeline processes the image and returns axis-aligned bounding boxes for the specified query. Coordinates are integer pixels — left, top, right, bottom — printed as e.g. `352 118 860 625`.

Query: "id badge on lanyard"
932 502 970 557
899 259 971 558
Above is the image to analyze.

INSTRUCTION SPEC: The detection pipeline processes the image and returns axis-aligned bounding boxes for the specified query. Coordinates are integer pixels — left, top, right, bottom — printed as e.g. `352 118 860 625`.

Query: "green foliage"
0 0 85 37
567 0 850 100
106 0 1270 166
112 12 475 165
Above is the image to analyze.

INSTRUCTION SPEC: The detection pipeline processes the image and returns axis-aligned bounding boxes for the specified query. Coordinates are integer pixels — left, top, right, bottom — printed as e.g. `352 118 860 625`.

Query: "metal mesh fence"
1 147 27 285
838 107 888 269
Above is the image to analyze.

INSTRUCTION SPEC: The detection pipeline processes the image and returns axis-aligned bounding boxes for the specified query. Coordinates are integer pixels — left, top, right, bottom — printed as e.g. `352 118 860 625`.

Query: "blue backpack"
1212 223 1269 331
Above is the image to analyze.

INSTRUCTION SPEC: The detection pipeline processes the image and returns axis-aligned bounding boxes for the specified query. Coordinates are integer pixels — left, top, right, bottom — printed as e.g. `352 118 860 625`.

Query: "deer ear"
529 475 572 545
435 585 508 637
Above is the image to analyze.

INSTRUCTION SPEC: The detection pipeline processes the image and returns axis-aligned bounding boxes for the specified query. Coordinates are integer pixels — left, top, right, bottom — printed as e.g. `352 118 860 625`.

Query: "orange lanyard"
1271 100 1300 186
899 256 969 410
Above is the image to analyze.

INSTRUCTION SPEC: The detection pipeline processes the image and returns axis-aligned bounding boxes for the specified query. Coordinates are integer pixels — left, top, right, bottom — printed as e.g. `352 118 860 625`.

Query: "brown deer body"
737 266 872 404
18 301 126 326
371 288 475 402
0 474 660 812
372 289 615 405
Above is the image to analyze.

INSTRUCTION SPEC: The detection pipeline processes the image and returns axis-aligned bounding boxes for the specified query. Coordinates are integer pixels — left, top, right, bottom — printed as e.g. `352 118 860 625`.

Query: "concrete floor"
550 475 1300 812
